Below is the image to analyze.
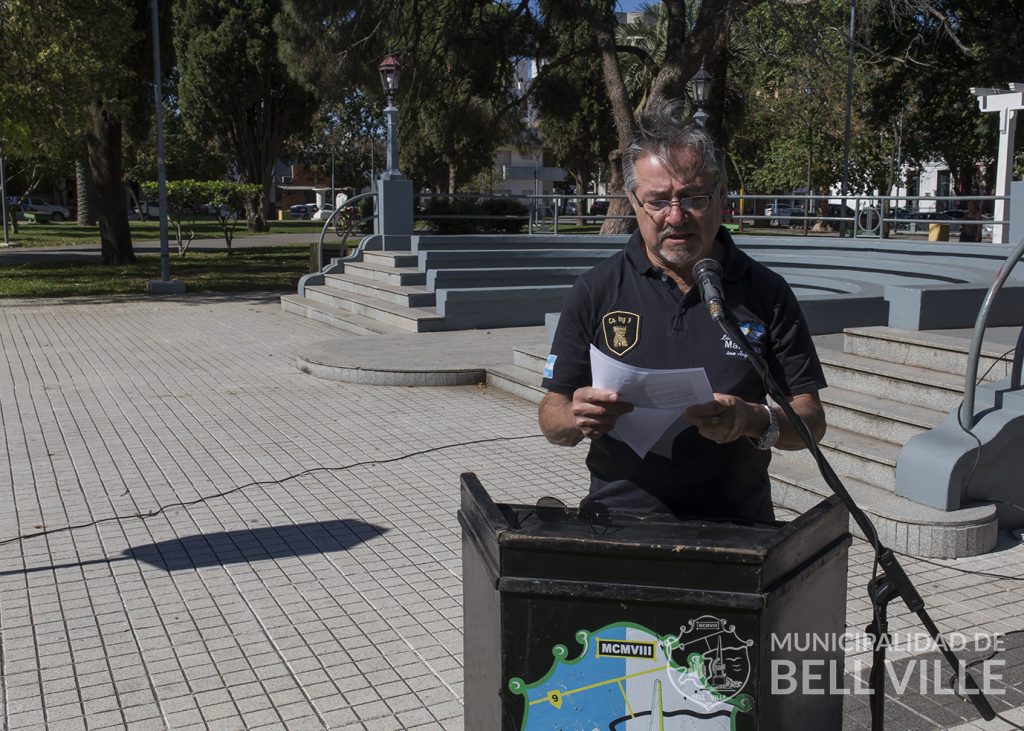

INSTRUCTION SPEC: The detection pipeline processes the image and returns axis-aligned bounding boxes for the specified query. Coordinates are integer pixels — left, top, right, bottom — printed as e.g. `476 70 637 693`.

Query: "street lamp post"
1 155 8 245
378 54 404 180
145 0 185 294
691 62 712 129
374 54 413 250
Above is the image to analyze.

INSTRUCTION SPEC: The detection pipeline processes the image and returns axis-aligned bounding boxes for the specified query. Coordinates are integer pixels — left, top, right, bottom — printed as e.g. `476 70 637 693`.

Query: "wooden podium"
459 472 851 731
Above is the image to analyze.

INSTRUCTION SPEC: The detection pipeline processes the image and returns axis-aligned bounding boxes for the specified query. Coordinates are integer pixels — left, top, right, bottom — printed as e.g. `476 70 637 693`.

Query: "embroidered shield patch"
601 310 640 356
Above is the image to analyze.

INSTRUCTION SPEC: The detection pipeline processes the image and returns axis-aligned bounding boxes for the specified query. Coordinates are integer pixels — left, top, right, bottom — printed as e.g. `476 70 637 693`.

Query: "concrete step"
418 248 617 270
323 273 436 308
818 425 901 492
280 295 409 336
818 346 965 412
434 286 572 329
486 363 545 405
769 449 997 557
413 237 625 252
362 250 420 268
342 260 426 286
301 285 446 332
427 266 591 290
513 346 548 373
820 386 945 446
844 326 1014 382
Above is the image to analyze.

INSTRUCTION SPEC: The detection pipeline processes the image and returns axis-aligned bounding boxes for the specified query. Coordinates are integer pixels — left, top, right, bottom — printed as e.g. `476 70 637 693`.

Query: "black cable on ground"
0 434 546 548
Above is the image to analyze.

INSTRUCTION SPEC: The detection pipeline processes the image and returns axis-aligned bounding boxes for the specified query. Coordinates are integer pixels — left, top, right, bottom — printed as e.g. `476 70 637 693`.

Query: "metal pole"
840 0 855 238
383 95 402 179
150 0 170 282
992 108 1017 244
330 148 335 208
0 156 8 245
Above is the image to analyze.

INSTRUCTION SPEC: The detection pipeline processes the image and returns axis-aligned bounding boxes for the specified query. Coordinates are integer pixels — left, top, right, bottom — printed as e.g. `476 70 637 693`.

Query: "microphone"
692 258 725 321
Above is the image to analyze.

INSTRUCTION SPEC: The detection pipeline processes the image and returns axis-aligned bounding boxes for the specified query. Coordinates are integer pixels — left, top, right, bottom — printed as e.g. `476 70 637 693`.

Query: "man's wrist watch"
753 404 780 450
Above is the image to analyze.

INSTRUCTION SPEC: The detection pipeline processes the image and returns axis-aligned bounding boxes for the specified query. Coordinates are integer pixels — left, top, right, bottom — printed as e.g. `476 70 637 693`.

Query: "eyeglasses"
634 190 717 218
534 496 612 534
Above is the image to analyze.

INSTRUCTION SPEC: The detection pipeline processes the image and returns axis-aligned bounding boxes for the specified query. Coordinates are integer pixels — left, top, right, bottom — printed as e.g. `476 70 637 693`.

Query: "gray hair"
621 99 727 194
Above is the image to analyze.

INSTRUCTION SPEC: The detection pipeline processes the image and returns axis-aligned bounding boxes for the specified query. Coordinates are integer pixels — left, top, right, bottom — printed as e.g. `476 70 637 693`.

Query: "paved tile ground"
0 293 1022 730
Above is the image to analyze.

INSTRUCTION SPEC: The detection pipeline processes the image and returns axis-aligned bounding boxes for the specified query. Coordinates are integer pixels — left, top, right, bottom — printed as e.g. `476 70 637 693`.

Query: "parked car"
589 200 609 216
889 206 921 231
129 200 161 219
765 204 804 228
289 203 316 220
825 203 855 221
200 203 232 218
311 203 336 222
917 210 962 234
8 196 71 221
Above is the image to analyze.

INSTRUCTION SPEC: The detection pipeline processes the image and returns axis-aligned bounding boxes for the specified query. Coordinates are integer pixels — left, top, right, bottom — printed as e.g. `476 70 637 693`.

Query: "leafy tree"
0 0 160 262
142 179 205 255
291 92 386 194
532 3 619 204
141 179 259 254
276 0 533 193
124 70 231 188
529 0 759 233
173 0 318 232
861 0 1024 196
206 181 262 252
730 2 854 201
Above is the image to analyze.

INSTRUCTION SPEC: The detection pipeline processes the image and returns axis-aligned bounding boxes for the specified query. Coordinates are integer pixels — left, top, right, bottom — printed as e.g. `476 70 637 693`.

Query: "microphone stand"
709 304 995 729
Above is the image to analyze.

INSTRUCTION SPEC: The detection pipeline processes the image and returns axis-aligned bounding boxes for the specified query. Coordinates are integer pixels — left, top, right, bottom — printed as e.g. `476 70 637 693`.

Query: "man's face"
629 149 722 280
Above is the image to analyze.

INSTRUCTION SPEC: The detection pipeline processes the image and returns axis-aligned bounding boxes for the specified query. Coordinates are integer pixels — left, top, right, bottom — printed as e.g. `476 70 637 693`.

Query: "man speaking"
538 100 827 522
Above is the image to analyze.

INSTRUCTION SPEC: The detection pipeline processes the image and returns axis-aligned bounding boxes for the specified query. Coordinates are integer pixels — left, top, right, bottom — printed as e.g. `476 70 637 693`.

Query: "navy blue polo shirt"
541 227 826 521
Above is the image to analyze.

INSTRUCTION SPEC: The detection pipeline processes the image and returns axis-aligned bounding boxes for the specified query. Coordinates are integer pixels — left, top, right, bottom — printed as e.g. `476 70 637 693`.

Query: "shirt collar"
624 229 659 276
717 227 751 282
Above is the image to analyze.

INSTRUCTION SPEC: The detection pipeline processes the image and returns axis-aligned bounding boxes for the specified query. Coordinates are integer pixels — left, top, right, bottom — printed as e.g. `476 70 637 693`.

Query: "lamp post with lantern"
378 54 404 180
691 62 712 129
374 54 413 249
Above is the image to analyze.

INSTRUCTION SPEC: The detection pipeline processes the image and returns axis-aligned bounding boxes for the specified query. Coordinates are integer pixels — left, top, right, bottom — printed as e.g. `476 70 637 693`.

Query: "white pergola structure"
971 84 1023 244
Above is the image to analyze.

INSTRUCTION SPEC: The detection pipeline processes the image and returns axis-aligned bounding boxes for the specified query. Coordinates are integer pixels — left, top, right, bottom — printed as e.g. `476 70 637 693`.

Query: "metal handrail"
315 191 377 269
960 236 1024 429
515 191 1009 237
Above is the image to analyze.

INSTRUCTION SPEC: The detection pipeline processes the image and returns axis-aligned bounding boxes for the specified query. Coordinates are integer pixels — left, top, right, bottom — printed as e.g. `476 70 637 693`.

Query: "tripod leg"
866 577 897 731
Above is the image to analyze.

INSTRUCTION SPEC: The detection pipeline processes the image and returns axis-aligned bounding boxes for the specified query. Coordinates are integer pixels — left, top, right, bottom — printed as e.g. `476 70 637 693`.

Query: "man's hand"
538 388 634 446
570 387 634 440
684 393 765 444
684 391 825 449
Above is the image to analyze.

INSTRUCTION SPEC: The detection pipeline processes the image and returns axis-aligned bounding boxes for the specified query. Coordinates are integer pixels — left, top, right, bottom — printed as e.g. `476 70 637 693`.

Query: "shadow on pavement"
126 518 389 572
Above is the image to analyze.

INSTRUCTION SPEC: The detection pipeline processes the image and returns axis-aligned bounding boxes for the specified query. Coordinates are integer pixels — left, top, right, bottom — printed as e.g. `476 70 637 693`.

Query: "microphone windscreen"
693 258 723 279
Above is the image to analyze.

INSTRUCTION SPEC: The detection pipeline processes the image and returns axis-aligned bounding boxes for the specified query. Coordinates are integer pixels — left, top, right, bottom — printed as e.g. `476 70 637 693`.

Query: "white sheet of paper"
589 345 714 457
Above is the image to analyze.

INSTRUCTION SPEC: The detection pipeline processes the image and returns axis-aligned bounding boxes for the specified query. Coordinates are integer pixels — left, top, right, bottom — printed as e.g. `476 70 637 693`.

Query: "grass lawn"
0 246 310 298
1 218 325 248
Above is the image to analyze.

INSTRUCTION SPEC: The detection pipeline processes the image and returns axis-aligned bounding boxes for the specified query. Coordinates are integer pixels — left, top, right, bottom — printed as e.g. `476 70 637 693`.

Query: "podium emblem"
668 615 754 709
601 311 640 356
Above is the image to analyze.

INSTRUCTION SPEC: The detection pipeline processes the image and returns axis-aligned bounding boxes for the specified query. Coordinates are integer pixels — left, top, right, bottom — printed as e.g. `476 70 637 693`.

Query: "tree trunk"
76 157 96 226
601 149 636 235
85 101 134 264
245 197 270 232
592 18 638 236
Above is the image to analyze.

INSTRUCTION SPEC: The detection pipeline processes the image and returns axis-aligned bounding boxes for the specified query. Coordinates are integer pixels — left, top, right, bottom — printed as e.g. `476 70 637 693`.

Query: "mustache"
658 227 694 243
